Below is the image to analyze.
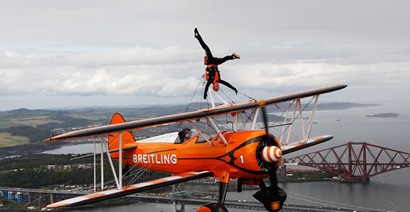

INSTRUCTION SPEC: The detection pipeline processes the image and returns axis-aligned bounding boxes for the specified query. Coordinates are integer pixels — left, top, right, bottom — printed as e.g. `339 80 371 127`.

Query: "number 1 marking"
239 155 244 164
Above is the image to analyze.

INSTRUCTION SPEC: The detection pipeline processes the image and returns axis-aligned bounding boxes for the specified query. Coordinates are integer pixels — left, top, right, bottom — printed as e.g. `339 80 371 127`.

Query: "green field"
0 132 30 147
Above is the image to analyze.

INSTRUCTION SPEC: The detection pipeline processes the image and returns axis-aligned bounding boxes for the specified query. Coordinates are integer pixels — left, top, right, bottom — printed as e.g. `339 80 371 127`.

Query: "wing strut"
102 136 120 189
93 139 97 192
188 121 213 146
279 95 321 145
306 95 319 139
100 138 104 190
285 100 298 145
251 108 260 130
91 136 120 192
207 117 228 145
297 99 306 142
209 89 229 108
279 101 295 143
90 132 134 192
119 131 123 189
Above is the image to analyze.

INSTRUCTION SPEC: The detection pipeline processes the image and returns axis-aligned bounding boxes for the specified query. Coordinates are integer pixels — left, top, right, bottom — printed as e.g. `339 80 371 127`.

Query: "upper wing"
45 84 346 141
46 170 213 209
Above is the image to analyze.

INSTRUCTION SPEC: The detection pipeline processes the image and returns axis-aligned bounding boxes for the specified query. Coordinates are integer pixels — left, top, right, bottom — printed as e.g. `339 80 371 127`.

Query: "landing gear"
253 180 287 212
195 182 229 212
196 203 228 212
217 182 228 205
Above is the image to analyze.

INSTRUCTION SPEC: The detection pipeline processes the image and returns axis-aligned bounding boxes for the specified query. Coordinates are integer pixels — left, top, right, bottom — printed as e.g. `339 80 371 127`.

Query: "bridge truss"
284 142 410 181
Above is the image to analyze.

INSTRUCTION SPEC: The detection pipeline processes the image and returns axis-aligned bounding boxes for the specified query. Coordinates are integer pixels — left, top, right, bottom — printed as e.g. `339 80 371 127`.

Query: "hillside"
0 102 379 155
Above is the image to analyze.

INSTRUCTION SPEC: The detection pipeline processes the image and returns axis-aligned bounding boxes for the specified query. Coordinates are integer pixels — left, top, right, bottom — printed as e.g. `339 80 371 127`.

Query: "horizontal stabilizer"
46 170 213 209
109 143 138 152
281 135 333 155
70 143 138 161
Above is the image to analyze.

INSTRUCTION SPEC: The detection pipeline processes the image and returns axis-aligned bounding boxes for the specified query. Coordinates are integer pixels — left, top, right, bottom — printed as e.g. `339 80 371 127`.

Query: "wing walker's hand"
194 28 200 38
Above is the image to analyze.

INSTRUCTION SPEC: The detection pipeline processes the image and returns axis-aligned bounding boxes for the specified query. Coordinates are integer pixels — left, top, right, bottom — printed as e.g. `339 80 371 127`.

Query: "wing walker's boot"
232 53 240 59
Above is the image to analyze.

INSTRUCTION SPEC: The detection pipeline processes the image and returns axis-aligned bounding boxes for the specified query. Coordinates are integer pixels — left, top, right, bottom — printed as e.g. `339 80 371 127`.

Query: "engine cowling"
255 134 282 171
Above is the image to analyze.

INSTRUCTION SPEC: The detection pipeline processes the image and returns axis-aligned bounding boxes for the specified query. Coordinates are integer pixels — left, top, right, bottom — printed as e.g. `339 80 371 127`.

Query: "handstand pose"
194 28 240 99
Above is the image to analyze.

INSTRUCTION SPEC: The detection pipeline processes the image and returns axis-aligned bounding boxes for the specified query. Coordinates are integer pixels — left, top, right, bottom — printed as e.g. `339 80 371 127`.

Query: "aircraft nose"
261 146 282 163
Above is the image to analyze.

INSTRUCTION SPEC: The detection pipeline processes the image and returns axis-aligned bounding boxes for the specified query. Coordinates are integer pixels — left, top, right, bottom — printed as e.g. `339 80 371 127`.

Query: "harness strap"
205 68 219 83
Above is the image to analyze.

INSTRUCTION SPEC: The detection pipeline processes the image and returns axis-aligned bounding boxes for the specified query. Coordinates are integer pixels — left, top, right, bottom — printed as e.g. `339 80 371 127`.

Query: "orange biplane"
43 84 346 212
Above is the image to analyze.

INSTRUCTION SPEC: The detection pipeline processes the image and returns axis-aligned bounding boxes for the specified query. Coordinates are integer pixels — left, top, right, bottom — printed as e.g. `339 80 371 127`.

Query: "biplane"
43 84 347 212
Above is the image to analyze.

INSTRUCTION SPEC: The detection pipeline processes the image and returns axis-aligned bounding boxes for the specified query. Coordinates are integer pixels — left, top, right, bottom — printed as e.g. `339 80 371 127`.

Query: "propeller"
260 106 278 188
253 103 287 212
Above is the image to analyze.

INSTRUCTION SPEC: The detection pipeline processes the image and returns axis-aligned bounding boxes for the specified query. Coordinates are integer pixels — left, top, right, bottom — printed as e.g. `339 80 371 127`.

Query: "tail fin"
108 113 137 159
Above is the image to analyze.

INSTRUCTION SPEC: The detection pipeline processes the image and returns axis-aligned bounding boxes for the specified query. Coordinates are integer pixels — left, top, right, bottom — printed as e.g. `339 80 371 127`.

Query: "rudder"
108 113 137 159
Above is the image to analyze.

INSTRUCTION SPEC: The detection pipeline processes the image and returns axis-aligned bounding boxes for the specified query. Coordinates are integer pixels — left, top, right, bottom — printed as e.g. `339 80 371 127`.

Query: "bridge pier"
38 193 42 209
172 183 185 212
173 201 185 212
361 177 370 182
280 163 287 177
18 190 66 210
50 193 54 204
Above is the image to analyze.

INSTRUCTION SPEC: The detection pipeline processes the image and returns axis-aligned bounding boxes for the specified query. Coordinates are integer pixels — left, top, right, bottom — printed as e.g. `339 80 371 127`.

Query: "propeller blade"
260 106 269 137
254 104 287 212
269 163 279 191
260 105 279 191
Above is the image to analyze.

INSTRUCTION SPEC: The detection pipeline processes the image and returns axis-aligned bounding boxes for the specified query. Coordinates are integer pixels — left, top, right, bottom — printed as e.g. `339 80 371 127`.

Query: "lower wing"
281 135 333 155
46 170 213 209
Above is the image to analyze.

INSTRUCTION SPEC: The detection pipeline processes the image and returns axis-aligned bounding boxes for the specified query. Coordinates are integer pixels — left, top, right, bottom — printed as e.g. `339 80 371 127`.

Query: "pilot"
194 28 239 99
177 128 191 143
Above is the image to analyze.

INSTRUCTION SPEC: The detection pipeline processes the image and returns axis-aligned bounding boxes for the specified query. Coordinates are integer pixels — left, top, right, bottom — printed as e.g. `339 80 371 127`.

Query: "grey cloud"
1 0 410 110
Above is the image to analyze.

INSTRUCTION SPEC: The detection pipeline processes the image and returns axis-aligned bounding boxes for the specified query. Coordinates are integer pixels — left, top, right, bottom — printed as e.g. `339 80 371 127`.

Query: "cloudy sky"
1 0 409 110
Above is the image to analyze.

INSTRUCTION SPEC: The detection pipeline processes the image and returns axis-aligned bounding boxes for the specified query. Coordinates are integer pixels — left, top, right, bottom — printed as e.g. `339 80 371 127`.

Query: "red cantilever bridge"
283 142 410 181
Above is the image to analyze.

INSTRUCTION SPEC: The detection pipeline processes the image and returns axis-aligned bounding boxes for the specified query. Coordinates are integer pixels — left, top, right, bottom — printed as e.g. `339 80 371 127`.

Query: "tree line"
0 154 169 189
